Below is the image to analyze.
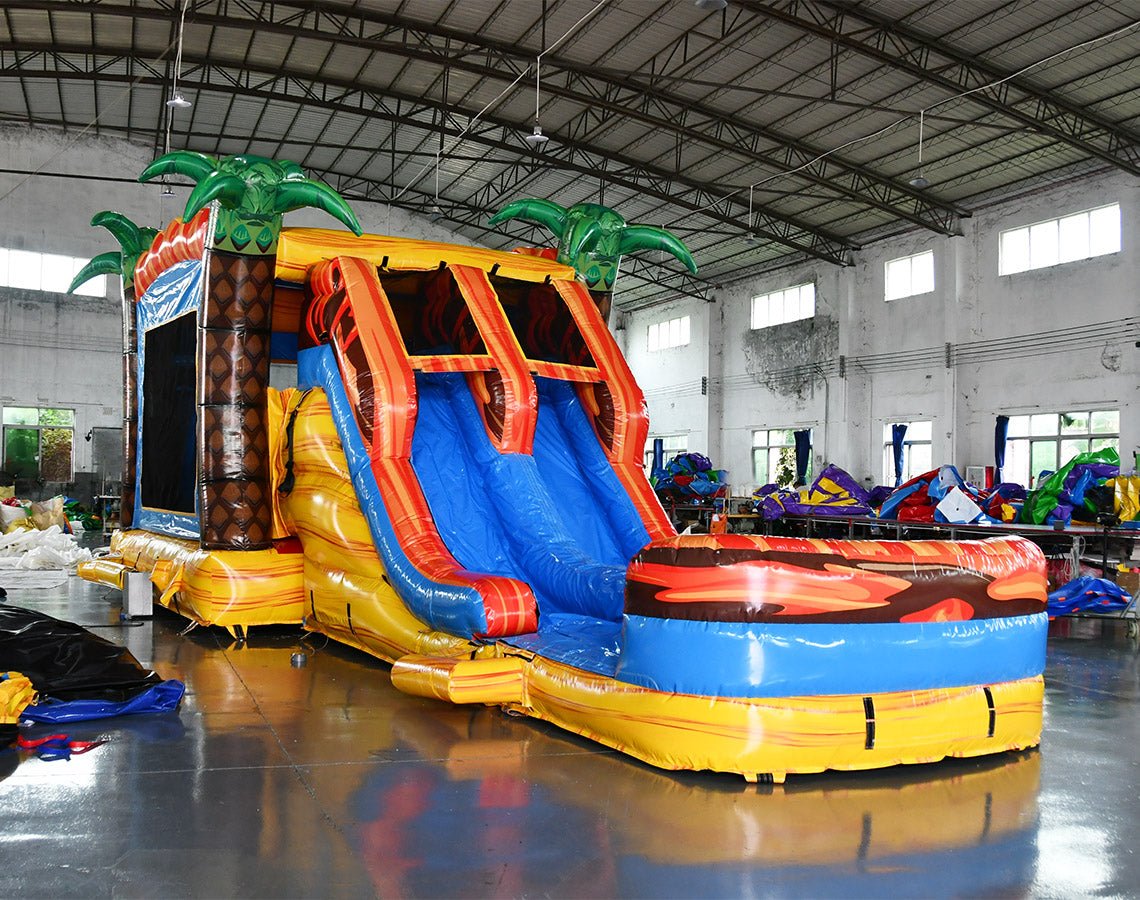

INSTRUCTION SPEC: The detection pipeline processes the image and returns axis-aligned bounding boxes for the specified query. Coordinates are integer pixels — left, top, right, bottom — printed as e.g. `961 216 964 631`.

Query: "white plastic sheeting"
0 525 93 571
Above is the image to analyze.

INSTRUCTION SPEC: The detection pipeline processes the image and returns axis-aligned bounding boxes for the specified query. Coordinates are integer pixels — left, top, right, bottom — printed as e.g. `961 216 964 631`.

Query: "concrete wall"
0 125 477 489
631 168 1139 492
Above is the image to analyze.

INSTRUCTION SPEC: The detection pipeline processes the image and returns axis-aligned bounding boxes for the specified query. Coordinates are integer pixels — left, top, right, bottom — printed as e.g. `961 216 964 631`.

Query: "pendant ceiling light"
908 110 930 189
744 185 760 245
166 0 192 110
525 56 550 146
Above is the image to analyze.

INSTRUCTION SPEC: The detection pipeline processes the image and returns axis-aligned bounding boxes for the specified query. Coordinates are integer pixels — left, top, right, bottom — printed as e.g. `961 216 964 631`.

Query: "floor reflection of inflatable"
347 705 1040 897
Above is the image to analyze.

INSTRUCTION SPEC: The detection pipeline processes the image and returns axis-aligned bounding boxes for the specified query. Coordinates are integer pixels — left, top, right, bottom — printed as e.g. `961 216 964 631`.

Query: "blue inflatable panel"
270 330 299 362
21 680 186 723
533 377 651 562
412 372 626 621
615 613 1048 698
502 614 622 678
134 258 203 538
298 346 489 637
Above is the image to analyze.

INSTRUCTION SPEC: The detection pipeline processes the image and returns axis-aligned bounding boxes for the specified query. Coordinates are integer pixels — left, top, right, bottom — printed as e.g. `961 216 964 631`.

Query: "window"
644 434 687 470
2 407 75 481
999 204 1121 275
751 282 815 329
647 315 690 352
884 249 934 301
752 429 811 488
882 420 933 485
0 247 106 297
1005 409 1119 487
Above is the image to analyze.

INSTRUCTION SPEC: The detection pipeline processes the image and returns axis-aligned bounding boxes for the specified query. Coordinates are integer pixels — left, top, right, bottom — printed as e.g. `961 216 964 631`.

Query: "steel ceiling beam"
0 105 714 305
0 0 967 236
745 0 1140 177
0 44 858 264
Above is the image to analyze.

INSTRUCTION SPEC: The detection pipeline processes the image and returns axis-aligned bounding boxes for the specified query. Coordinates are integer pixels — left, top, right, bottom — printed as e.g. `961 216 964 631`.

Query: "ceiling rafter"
746 0 1140 176
0 44 858 264
0 0 966 235
1 0 1137 310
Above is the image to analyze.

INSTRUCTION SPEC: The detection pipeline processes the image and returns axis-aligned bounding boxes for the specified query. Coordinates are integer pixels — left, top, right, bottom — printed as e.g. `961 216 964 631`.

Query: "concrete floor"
1 569 1138 899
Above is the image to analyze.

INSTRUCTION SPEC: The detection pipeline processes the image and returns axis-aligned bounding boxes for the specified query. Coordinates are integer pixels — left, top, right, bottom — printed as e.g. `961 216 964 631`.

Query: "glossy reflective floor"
2 573 1138 899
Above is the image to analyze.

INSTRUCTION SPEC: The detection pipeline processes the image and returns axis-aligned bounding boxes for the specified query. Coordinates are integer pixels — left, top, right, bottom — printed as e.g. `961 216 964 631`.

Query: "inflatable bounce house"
77 153 1049 782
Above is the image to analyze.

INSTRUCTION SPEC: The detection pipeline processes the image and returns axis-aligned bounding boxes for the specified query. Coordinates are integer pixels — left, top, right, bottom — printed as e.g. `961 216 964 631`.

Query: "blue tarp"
1047 576 1133 618
21 680 186 724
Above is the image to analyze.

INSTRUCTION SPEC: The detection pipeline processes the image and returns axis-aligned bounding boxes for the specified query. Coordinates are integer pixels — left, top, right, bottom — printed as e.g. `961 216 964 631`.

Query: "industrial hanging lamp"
744 185 760 245
430 147 444 221
166 0 192 110
525 56 550 146
908 109 930 188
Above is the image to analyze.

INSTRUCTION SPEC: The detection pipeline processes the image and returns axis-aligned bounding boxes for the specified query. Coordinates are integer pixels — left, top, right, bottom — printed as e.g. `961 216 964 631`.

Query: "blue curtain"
793 429 811 487
891 423 908 487
994 415 1010 483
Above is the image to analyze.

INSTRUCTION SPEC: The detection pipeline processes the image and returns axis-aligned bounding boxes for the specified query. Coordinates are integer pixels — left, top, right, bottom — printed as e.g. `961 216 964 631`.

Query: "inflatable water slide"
79 153 1049 781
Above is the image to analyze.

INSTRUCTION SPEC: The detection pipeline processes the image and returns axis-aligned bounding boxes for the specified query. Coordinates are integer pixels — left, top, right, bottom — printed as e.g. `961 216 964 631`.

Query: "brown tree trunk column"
120 287 137 528
588 289 613 325
197 249 274 550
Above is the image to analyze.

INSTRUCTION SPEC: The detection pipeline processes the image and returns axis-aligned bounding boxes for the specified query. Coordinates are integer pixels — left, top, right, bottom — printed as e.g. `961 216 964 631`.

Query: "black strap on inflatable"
278 389 313 495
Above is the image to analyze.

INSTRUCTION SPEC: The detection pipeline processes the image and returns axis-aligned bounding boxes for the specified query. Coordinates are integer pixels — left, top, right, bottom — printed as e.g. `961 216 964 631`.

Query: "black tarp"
0 605 162 702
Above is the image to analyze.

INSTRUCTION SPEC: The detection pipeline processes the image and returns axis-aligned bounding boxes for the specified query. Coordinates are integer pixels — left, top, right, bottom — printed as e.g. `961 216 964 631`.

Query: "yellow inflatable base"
392 650 1043 782
79 530 305 631
1 672 36 725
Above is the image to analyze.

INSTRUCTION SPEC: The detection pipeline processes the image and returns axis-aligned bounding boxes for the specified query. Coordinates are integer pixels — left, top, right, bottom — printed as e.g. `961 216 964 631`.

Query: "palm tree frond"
184 174 247 219
139 151 218 185
91 211 142 252
68 252 122 293
488 199 569 237
274 179 362 235
616 225 697 274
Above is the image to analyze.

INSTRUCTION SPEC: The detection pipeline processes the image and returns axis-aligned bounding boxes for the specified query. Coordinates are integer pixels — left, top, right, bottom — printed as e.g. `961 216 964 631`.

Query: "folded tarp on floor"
0 605 184 721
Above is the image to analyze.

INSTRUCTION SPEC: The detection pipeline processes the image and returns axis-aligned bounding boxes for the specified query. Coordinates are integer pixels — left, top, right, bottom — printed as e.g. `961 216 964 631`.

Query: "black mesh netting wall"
140 313 197 514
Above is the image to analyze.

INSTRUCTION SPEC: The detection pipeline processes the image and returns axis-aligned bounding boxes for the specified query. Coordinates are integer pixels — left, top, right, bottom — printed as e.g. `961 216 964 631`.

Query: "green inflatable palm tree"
489 199 697 319
69 212 160 530
138 152 362 551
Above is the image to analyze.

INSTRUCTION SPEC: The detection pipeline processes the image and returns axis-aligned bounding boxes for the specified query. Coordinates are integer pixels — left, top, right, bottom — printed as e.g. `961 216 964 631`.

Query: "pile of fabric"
652 452 728 500
0 605 184 760
1 494 101 535
874 465 999 524
752 464 872 520
1046 576 1133 619
0 525 93 571
1020 448 1136 528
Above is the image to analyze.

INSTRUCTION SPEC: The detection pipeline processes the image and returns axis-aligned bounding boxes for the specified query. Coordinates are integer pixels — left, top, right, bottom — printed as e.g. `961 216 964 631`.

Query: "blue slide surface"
411 372 650 625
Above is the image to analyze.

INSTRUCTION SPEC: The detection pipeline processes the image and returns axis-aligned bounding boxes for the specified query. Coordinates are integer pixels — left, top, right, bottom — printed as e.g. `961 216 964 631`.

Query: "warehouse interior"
1 1 1139 896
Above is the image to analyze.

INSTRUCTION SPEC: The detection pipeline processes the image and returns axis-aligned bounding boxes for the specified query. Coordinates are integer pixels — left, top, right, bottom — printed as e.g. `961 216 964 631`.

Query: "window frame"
0 246 107 297
998 203 1121 276
750 282 816 330
883 249 935 302
882 420 933 485
1 406 76 482
644 433 688 470
752 427 811 488
1004 409 1119 487
646 315 691 352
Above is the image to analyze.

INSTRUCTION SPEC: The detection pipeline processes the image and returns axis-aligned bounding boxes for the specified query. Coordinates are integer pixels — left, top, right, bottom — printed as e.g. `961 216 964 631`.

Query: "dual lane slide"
296 254 667 652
